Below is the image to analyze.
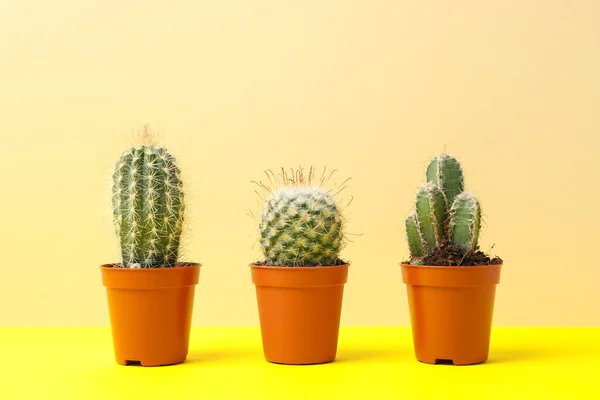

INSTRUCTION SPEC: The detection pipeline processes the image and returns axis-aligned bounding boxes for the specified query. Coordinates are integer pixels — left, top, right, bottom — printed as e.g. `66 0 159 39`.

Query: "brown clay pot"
401 263 502 365
251 264 349 365
100 263 201 367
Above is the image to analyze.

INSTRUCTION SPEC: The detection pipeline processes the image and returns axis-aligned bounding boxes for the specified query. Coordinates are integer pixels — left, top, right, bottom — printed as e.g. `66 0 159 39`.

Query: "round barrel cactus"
258 187 344 266
112 142 185 268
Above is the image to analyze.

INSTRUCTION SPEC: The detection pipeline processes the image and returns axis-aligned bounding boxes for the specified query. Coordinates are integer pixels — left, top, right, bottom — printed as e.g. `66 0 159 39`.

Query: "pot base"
417 356 487 366
117 357 185 367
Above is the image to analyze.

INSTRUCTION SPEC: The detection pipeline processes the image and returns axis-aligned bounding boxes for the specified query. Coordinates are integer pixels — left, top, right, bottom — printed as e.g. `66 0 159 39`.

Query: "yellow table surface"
1 327 598 399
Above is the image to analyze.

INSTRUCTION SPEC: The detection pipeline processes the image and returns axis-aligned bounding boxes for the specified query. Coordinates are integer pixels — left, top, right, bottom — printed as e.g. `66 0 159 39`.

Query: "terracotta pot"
251 264 349 365
401 263 502 365
100 263 201 366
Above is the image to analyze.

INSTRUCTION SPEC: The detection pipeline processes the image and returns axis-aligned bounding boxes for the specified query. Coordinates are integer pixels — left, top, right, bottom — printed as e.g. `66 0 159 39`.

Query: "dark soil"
405 244 502 266
252 258 348 267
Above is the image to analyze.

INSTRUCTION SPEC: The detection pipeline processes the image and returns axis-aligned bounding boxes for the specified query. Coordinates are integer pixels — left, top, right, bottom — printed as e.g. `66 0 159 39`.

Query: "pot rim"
101 262 201 270
100 262 201 289
250 263 349 287
401 262 501 287
400 262 502 270
250 263 350 270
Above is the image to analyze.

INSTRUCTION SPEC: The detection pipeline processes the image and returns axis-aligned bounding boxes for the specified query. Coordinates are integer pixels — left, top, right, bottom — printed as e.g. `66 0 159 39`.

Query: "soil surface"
252 258 348 267
405 244 502 266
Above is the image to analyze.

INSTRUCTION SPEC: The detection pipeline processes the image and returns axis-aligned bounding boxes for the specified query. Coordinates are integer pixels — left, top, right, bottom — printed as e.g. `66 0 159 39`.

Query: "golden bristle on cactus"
129 123 163 148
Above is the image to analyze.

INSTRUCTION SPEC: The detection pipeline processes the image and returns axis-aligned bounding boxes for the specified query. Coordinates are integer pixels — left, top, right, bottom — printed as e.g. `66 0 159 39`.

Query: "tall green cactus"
259 187 344 266
449 191 481 252
112 141 185 269
426 153 464 209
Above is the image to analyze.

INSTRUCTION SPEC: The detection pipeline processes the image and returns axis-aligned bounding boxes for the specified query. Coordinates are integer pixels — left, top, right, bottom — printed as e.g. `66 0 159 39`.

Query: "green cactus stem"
449 191 481 252
426 153 464 209
415 182 447 254
112 142 185 268
405 211 424 258
259 186 344 266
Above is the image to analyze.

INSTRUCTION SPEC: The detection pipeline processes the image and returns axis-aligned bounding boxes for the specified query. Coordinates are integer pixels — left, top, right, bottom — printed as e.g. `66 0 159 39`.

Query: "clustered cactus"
112 126 185 268
256 168 347 267
406 153 482 261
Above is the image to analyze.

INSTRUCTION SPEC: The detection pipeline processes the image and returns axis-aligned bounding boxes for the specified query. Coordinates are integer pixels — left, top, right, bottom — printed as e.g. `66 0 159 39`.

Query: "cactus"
112 128 185 268
449 191 481 252
259 186 344 266
406 153 485 261
414 182 448 253
426 153 464 209
405 211 424 258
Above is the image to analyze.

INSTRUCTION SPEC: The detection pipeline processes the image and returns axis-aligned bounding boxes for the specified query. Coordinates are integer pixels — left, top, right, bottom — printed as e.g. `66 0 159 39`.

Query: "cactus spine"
112 131 185 268
449 192 481 252
259 186 344 267
426 153 464 209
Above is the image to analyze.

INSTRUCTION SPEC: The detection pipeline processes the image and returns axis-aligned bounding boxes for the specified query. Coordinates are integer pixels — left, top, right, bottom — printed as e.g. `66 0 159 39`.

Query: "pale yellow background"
1 0 598 326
